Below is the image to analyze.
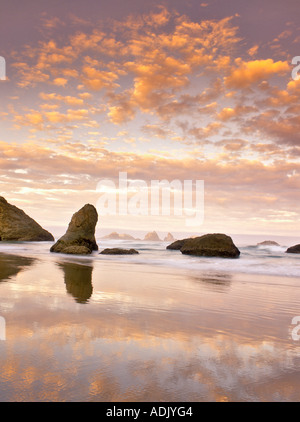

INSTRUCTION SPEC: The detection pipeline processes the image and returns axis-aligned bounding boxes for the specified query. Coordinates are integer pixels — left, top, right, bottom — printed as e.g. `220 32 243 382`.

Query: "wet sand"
0 252 300 402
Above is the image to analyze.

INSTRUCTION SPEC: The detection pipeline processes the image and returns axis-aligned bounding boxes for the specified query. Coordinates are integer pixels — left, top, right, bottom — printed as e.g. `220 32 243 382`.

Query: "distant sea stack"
257 241 280 246
144 231 161 241
50 204 98 255
102 232 136 240
167 233 240 258
0 196 54 241
286 244 300 254
164 232 175 242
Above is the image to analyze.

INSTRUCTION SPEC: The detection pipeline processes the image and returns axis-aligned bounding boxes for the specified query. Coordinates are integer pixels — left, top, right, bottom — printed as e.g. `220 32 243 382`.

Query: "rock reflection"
190 272 232 292
58 261 93 304
0 253 36 283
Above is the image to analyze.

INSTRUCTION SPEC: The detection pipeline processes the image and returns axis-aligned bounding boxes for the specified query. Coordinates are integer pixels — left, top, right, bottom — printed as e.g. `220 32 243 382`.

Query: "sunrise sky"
0 0 299 238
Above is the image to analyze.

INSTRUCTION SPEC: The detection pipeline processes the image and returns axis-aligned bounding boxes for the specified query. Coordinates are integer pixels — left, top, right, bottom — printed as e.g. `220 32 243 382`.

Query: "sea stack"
167 233 240 258
50 204 98 255
164 232 175 242
257 241 280 246
0 196 54 241
144 231 161 241
102 232 136 240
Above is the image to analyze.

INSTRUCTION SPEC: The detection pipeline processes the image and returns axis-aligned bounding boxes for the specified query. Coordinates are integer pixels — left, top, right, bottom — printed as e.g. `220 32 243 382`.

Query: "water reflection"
0 253 36 283
0 257 300 401
190 272 232 292
58 261 93 304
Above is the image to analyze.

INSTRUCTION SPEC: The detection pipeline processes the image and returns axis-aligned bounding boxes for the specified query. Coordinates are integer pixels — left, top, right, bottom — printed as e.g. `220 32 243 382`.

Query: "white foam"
0 240 300 278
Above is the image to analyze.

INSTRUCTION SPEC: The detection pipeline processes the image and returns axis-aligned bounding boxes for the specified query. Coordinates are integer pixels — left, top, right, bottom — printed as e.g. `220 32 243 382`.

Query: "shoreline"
0 238 299 279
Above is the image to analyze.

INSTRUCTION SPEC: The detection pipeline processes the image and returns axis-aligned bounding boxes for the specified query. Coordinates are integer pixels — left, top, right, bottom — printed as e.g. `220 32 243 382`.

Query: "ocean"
0 238 299 401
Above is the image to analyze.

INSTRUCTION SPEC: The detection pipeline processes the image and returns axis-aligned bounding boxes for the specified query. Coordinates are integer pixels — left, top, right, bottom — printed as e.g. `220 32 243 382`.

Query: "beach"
0 239 300 402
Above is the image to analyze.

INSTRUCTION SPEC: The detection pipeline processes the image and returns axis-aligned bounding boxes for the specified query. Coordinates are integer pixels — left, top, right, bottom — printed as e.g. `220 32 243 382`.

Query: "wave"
0 240 299 278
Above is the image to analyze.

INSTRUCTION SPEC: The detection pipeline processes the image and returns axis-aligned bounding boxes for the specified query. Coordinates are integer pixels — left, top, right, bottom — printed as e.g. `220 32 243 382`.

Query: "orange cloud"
39 92 85 106
14 108 90 128
81 66 119 91
225 59 289 88
53 77 68 86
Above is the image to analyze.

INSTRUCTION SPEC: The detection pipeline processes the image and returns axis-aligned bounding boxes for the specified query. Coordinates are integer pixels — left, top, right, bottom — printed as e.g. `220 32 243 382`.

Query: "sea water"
0 238 299 401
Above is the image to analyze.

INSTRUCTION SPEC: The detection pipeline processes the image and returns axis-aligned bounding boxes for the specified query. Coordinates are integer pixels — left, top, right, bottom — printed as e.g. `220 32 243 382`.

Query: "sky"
0 0 300 238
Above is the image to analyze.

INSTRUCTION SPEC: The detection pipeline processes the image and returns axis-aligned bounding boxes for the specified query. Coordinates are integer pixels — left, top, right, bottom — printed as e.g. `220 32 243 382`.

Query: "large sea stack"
0 196 54 241
50 204 98 255
167 233 240 258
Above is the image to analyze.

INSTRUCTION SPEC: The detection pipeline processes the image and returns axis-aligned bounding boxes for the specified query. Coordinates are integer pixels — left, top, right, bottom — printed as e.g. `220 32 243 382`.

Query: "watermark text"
0 316 6 341
0 56 6 81
291 316 300 341
96 172 204 227
292 56 300 81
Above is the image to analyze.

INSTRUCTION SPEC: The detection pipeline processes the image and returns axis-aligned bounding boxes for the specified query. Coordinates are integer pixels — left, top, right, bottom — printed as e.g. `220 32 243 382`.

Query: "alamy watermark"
96 172 204 227
291 316 300 341
0 56 6 81
292 56 300 81
0 316 6 341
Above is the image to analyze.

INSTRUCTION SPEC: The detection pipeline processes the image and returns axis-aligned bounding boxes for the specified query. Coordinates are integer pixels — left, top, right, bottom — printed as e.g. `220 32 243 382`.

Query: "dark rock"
61 246 92 255
286 244 300 254
0 196 54 241
100 248 139 255
166 238 189 250
180 233 240 258
50 204 98 254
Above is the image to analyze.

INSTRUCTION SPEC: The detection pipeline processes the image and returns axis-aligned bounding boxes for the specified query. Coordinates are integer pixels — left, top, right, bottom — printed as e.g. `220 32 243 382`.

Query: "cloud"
39 92 85 106
107 101 136 124
247 45 259 57
81 66 120 91
217 105 257 121
14 108 90 129
225 59 290 88
143 6 171 27
53 77 68 87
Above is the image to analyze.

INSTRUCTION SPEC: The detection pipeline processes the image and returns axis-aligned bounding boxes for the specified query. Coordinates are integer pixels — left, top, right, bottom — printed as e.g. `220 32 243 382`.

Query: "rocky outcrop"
286 244 300 254
144 231 161 241
0 196 54 241
164 232 175 242
166 238 189 250
257 241 280 246
102 232 136 240
167 233 240 258
50 204 98 255
100 248 139 255
180 234 240 258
